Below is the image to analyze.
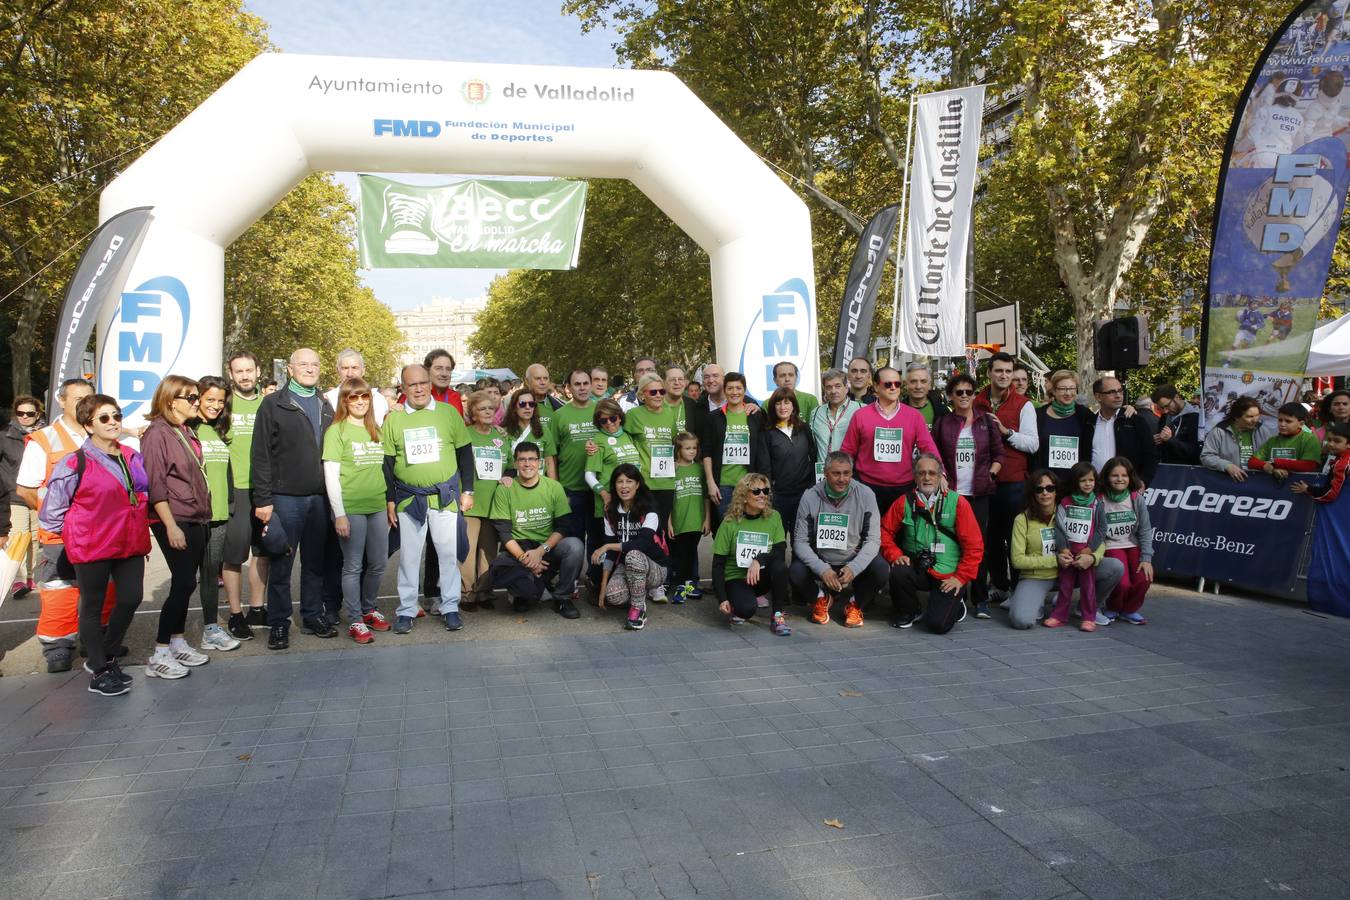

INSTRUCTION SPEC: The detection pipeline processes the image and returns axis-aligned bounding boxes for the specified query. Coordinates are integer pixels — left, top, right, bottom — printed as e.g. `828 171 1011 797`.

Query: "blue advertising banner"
1145 464 1314 595
1201 1 1350 434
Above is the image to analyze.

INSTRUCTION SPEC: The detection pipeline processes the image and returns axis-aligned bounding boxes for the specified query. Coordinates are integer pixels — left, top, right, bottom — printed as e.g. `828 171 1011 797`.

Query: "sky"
243 0 621 310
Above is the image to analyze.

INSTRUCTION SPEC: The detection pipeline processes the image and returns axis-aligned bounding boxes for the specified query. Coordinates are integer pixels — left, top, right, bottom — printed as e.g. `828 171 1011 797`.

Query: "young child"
1271 298 1295 341
1292 423 1350 616
669 432 710 603
1046 462 1107 632
1249 402 1323 482
1098 457 1154 625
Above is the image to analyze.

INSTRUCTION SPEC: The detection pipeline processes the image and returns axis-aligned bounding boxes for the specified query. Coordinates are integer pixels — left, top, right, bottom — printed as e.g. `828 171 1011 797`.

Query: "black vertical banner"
833 203 900 368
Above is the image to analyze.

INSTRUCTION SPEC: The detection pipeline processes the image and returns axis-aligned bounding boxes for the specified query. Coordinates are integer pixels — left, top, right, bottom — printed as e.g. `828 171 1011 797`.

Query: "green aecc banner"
358 175 587 269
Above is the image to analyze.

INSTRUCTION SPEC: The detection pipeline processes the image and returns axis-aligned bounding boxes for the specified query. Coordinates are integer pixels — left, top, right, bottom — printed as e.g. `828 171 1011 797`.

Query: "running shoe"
650 588 669 604
393 616 414 634
1093 612 1112 627
685 582 703 598
1121 612 1148 625
671 584 691 605
974 602 992 620
246 606 268 628
729 616 748 627
268 624 289 650
201 624 240 652
809 594 830 625
770 612 791 636
444 611 463 631
625 607 646 631
146 650 189 680
83 659 132 685
170 644 209 667
891 613 915 629
348 622 374 644
227 613 254 641
843 602 863 628
363 610 392 631
88 669 130 697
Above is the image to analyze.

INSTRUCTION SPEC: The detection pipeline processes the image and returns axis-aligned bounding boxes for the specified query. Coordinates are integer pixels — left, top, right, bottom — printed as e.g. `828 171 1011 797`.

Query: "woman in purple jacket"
38 394 150 697
141 375 214 680
932 372 1005 618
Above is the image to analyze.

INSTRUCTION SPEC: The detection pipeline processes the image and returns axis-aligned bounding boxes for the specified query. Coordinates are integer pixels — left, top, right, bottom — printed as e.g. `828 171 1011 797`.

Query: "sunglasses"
1033 485 1057 494
347 391 372 401
748 487 770 496
15 409 37 418
598 415 619 424
517 400 536 408
96 412 124 424
951 389 975 397
647 389 666 397
177 393 200 404
879 380 902 389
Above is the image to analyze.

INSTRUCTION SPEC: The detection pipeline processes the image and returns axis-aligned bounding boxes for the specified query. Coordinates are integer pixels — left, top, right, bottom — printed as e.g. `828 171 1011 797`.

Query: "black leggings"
75 556 144 672
652 489 674 534
721 557 788 618
152 521 208 644
669 531 700 585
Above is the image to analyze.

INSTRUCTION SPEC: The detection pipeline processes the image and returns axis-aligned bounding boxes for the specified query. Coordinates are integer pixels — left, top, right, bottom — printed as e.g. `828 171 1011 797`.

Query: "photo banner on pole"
358 175 588 269
1200 0 1350 433
833 203 900 369
897 84 984 358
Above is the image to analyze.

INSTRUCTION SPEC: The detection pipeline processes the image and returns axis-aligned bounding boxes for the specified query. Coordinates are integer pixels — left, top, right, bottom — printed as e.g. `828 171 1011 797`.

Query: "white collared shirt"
1092 411 1118 471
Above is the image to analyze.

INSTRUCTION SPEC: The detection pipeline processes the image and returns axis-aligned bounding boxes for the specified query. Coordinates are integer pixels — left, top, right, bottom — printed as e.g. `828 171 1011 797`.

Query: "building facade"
394 295 488 374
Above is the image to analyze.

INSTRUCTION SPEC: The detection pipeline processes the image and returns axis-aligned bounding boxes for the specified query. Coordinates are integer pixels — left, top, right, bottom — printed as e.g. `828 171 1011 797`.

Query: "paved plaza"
2 587 1349 899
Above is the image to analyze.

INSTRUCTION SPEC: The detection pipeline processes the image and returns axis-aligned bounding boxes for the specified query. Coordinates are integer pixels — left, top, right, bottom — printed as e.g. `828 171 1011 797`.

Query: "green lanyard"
112 450 139 507
172 425 207 483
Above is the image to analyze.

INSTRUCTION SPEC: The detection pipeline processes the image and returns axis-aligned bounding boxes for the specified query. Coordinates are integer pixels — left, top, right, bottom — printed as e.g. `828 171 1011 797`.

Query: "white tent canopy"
1306 313 1350 376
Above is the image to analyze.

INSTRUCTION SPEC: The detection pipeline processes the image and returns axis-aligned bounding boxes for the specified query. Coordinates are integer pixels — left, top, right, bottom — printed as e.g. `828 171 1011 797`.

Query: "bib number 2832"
404 426 441 465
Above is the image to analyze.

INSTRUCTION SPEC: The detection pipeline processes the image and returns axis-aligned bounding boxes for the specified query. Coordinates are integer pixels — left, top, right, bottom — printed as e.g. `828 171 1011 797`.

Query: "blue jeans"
266 494 328 627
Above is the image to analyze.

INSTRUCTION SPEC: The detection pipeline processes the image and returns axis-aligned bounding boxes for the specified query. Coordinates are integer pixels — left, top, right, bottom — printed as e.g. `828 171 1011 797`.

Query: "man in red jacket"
880 454 984 634
974 352 1039 603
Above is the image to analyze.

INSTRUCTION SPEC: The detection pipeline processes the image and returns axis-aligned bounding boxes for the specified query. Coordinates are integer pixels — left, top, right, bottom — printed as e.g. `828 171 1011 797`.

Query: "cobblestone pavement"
1 588 1349 899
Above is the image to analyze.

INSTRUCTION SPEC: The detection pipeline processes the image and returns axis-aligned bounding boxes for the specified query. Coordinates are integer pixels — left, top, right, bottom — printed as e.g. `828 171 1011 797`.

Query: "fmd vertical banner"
1201 0 1350 434
897 85 984 358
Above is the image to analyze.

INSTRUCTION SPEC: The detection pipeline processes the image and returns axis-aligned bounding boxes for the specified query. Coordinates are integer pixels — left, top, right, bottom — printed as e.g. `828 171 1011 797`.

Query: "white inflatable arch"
96 54 817 415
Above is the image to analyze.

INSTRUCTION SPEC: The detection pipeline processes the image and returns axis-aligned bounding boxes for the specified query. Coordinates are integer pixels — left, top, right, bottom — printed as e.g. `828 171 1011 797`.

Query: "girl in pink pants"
1099 457 1154 625
1047 462 1106 632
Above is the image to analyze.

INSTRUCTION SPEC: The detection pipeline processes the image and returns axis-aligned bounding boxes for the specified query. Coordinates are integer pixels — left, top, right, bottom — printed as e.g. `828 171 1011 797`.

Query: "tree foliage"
0 0 402 401
543 0 1308 395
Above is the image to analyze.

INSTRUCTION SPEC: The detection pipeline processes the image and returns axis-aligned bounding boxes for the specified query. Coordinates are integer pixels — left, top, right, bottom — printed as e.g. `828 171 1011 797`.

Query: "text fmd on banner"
358 175 588 269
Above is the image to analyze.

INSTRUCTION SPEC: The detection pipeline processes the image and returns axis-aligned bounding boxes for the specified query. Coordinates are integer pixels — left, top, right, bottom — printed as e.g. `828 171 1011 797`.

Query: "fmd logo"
105 276 190 419
373 119 442 137
738 278 813 396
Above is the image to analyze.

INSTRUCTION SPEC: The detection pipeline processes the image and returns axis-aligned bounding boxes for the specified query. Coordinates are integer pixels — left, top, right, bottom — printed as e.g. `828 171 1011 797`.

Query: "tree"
224 175 404 387
0 0 267 398
469 179 713 381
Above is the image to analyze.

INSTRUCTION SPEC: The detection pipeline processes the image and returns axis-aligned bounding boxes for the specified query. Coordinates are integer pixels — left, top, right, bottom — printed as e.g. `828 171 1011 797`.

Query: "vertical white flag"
898 85 985 357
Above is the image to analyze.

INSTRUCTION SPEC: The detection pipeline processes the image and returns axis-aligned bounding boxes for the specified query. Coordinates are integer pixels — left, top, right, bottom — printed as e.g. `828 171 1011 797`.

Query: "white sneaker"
170 643 209 667
200 624 240 652
1093 612 1112 627
146 650 189 680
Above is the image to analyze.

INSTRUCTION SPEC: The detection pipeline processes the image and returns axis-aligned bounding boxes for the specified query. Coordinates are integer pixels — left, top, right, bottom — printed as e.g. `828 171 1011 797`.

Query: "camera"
913 549 937 571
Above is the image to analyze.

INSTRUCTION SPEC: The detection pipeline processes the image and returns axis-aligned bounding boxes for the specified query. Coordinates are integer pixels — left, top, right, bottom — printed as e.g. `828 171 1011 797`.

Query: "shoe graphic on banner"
383 189 439 256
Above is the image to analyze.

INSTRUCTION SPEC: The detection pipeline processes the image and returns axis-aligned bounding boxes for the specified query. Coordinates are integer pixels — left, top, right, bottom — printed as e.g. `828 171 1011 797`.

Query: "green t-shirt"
228 393 263 489
665 399 689 435
465 426 509 519
488 475 571 543
586 429 641 515
720 410 751 486
544 402 598 491
1236 430 1255 466
380 400 472 513
713 510 785 583
535 398 557 432
197 423 231 523
322 420 387 515
1256 429 1323 465
795 390 819 425
624 403 681 490
672 461 706 535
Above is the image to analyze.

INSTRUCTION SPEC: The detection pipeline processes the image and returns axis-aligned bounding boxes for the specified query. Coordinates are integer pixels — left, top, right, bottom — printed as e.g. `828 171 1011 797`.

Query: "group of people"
3 344 1348 699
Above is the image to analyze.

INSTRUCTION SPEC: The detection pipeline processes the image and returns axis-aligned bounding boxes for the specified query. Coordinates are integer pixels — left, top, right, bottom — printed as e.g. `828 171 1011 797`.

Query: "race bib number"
735 530 770 568
403 426 441 465
1040 527 1056 557
815 512 849 551
956 436 976 469
1270 448 1295 461
722 431 750 465
473 446 502 481
1064 505 1092 543
650 444 675 479
1105 510 1136 541
1048 435 1077 469
874 426 905 462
